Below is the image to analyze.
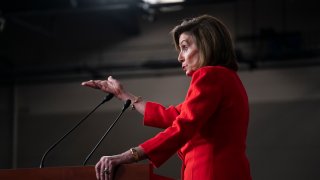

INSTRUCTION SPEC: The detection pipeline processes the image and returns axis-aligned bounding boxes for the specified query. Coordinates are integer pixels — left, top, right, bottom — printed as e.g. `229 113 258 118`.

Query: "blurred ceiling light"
142 0 185 4
159 5 183 12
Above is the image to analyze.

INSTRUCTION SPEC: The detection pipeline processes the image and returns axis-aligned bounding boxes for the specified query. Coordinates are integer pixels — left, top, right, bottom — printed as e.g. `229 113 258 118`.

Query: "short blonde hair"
171 15 238 71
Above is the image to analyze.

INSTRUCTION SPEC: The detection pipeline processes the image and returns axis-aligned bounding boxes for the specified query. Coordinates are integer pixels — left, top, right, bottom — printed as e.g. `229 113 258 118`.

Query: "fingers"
107 76 116 82
81 76 115 89
81 80 102 89
106 166 113 180
82 80 111 92
95 157 105 180
95 160 102 179
95 156 115 180
81 76 123 98
81 76 114 86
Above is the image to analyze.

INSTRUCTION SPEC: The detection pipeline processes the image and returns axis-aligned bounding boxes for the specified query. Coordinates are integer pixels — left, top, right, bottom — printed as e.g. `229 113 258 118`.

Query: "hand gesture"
81 76 124 99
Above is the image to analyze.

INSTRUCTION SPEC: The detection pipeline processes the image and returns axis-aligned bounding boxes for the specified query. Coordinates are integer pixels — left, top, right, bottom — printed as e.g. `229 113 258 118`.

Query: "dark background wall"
0 86 14 168
1 0 320 179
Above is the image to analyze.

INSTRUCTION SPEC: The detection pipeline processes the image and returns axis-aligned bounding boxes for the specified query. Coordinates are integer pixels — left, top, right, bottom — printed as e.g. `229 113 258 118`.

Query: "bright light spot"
143 0 185 4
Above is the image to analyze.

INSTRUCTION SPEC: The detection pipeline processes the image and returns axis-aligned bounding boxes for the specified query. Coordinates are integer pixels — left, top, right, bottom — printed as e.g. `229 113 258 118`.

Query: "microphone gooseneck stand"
83 99 131 166
39 94 114 168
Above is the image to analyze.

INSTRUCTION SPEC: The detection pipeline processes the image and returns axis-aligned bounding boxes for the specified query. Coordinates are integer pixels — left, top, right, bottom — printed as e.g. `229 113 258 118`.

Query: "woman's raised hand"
81 76 124 99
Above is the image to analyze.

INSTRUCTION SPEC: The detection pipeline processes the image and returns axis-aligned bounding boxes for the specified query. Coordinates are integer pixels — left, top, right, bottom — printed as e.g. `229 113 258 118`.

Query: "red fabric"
140 66 252 180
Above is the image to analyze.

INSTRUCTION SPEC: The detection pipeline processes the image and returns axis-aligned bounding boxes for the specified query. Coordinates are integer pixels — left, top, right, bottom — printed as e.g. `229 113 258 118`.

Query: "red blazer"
140 66 252 180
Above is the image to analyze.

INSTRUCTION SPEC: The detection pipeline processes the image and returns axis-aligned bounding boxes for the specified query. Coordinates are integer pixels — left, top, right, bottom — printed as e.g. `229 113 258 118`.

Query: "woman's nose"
178 52 184 63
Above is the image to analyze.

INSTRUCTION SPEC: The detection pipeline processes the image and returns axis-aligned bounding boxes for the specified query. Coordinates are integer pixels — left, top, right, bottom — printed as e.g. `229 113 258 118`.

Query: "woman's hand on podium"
95 146 146 180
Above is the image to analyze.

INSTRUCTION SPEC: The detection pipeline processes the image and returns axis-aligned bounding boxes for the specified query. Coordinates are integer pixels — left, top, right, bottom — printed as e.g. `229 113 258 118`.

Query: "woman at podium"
82 14 252 180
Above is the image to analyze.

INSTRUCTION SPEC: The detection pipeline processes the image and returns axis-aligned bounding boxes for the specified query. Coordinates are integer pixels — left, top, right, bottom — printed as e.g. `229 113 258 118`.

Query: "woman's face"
178 32 200 76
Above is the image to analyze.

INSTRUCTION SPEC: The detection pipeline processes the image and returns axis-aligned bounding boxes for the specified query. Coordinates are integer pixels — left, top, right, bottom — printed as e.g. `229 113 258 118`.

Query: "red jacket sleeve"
144 102 182 129
140 67 223 167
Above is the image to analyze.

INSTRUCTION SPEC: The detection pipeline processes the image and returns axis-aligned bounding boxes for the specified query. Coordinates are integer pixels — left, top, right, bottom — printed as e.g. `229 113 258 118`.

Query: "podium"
0 164 173 180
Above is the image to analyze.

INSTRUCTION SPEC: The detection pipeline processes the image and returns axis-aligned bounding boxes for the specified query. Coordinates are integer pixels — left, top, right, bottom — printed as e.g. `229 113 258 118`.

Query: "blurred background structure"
1 0 320 179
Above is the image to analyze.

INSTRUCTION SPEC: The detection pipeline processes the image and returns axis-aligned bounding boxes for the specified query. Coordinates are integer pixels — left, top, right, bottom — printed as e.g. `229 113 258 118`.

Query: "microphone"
39 93 114 168
83 99 131 166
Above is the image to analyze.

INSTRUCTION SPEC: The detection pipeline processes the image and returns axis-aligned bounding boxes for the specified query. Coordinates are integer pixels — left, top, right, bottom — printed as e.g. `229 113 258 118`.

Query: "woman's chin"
186 70 194 77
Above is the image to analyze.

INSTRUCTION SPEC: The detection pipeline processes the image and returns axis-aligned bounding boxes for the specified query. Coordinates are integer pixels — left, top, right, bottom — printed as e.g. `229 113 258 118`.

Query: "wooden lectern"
0 164 173 180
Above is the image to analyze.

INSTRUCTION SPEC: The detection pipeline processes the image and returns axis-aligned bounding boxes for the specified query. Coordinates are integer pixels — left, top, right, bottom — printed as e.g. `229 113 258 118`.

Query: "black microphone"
39 93 114 168
83 99 131 166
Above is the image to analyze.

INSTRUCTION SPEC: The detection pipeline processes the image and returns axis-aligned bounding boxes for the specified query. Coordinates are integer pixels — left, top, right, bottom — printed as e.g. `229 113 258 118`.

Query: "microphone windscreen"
103 93 114 103
123 99 131 110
